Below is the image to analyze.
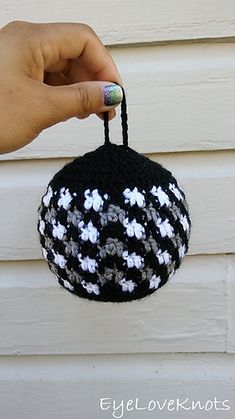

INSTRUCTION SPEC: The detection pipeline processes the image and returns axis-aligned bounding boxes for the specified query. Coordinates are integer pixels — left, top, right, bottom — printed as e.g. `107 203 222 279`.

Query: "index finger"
34 22 123 85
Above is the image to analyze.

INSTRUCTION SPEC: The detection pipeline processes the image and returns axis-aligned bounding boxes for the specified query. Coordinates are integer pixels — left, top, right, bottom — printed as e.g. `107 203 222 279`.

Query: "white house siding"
0 2 235 418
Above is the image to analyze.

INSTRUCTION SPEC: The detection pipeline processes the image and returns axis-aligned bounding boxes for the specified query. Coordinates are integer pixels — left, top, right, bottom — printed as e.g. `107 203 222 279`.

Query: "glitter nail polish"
103 84 123 106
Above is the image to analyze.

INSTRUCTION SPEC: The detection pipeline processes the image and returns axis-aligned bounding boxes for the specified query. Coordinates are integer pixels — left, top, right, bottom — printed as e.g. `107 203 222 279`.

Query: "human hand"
0 21 123 154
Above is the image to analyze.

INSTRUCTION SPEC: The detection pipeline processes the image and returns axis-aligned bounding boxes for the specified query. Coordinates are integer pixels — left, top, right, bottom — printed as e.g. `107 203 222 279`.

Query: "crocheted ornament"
38 88 191 302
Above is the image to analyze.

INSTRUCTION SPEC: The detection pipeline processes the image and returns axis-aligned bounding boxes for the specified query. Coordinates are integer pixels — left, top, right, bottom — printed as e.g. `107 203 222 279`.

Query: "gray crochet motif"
99 204 126 226
98 237 125 258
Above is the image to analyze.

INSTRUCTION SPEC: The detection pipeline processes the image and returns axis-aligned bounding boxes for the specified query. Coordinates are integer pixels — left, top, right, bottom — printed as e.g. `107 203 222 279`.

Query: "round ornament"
38 89 191 302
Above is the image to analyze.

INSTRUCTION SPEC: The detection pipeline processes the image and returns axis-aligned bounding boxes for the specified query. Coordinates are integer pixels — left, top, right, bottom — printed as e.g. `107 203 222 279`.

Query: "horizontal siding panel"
0 255 231 355
1 1 235 45
2 42 235 160
0 151 234 260
0 353 235 419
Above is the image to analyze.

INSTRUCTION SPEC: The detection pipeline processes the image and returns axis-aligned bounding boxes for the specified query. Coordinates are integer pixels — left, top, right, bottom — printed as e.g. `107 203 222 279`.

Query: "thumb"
43 81 123 124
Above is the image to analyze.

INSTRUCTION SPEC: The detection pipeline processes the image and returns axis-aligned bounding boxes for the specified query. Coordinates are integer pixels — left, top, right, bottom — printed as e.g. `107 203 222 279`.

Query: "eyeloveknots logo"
99 397 231 418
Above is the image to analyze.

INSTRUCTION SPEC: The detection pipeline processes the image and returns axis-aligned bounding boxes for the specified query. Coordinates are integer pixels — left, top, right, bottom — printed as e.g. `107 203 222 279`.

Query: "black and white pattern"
37 143 191 302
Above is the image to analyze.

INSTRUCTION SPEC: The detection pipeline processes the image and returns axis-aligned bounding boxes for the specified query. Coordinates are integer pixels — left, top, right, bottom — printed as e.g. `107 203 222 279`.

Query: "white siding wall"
0 2 235 418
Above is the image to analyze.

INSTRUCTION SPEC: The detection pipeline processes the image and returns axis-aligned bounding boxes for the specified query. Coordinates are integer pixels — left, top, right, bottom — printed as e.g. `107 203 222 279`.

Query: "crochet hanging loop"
103 85 128 148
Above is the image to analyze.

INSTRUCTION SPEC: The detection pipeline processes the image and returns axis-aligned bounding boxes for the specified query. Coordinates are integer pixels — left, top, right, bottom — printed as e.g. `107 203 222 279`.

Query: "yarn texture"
38 89 191 302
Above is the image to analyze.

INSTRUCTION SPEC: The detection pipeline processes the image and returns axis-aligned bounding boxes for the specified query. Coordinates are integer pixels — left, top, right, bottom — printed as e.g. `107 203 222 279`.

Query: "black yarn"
103 85 128 148
120 87 128 148
103 111 110 145
38 87 192 302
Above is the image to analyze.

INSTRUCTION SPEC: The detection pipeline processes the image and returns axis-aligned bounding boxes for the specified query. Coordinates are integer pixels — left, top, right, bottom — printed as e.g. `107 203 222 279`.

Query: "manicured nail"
103 84 123 106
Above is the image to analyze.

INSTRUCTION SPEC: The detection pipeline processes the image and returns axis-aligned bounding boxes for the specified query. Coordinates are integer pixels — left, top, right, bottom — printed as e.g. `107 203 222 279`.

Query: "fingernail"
103 84 123 106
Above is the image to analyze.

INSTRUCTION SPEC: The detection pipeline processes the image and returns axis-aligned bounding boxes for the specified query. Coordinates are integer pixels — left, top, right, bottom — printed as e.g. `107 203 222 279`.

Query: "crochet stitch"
38 88 191 302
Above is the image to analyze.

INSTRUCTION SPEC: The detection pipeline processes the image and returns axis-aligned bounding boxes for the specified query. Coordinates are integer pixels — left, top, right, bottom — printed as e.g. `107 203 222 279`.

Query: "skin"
0 21 123 154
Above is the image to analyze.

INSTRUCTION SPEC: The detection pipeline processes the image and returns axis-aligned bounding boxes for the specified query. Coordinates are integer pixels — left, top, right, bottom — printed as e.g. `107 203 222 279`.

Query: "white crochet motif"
122 250 144 269
52 221 67 240
78 253 97 273
156 249 171 265
123 218 145 240
58 188 72 210
42 186 53 207
62 279 74 291
119 278 136 293
78 220 99 244
52 250 67 269
123 187 145 208
42 247 48 259
180 214 190 232
169 183 183 201
84 189 108 212
150 186 170 207
39 219 45 235
178 244 186 258
81 280 100 295
156 217 174 238
149 274 161 289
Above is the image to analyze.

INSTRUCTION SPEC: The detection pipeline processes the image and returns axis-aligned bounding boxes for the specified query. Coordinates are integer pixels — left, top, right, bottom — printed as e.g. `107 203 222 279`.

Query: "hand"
0 21 123 154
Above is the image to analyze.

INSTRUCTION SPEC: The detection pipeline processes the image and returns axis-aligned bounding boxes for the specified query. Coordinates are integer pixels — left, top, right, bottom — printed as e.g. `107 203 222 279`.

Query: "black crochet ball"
38 143 191 302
